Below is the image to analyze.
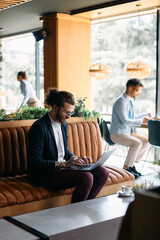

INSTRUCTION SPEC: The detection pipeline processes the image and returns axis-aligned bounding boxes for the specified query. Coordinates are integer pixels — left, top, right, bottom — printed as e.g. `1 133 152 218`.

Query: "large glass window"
91 13 156 117
0 33 44 111
39 40 44 103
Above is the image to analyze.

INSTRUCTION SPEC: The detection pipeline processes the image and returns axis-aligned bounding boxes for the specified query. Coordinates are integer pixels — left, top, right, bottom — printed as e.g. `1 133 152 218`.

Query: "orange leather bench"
0 118 134 218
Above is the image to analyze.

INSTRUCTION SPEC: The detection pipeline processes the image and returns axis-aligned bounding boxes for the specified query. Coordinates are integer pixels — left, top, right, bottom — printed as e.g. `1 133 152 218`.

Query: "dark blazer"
28 113 75 187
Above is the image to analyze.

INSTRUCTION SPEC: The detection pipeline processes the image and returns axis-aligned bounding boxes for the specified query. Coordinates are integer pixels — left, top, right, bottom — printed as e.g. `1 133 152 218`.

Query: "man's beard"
56 109 68 124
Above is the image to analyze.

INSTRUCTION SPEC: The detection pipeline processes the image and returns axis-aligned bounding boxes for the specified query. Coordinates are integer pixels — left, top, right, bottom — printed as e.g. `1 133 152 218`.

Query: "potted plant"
0 109 7 120
0 97 102 127
132 181 154 191
8 106 49 120
72 97 102 121
0 106 49 128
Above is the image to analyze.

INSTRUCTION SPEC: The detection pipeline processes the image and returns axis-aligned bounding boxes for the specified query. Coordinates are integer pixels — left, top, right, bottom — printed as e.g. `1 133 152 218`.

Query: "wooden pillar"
41 13 91 108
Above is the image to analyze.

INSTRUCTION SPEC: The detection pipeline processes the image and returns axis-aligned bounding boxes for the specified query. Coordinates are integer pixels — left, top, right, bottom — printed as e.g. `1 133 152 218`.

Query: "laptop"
69 148 116 171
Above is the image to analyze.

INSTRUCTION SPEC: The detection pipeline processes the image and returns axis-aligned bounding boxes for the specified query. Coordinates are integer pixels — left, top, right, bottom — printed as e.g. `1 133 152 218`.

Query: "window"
91 13 156 117
0 33 44 111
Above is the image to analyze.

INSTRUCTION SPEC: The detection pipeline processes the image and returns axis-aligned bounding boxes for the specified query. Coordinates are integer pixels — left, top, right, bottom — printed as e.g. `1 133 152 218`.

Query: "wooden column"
41 13 91 108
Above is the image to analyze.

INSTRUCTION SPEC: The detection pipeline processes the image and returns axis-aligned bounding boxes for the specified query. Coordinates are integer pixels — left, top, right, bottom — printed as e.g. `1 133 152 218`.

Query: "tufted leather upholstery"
0 127 29 177
67 121 102 163
0 121 134 216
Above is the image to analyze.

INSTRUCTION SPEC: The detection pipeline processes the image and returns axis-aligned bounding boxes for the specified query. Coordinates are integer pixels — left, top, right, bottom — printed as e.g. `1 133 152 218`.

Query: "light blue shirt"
110 93 146 135
20 80 39 106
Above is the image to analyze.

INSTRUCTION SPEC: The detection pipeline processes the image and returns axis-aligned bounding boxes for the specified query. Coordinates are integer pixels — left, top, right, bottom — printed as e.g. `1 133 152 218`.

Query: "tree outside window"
91 13 156 117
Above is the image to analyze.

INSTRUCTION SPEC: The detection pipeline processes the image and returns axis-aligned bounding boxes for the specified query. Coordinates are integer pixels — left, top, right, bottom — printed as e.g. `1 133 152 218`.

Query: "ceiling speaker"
32 29 49 41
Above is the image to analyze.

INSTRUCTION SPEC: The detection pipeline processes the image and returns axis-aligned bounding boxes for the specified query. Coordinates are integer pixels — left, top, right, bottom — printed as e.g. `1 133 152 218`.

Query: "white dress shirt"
48 113 65 162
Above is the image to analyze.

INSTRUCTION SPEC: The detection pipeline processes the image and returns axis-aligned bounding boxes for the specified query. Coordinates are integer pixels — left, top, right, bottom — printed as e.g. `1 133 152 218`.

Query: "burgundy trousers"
50 166 109 203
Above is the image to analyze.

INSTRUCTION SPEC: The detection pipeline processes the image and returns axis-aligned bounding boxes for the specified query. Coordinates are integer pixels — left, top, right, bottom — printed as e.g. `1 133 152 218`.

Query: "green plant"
133 181 154 191
154 160 160 166
72 97 102 121
0 109 7 119
10 106 49 120
2 97 102 121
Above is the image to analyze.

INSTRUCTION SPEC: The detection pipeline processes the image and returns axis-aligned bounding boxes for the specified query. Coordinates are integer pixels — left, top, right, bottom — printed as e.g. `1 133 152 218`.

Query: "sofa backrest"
0 126 30 177
0 121 102 177
67 121 102 163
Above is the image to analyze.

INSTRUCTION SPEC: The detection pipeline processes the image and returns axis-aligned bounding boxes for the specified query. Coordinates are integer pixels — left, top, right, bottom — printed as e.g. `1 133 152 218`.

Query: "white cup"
121 185 132 195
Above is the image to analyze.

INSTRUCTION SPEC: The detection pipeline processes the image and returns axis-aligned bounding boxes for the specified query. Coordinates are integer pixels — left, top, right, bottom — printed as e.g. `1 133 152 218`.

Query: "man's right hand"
142 113 153 124
58 156 92 168
64 157 87 168
142 116 150 124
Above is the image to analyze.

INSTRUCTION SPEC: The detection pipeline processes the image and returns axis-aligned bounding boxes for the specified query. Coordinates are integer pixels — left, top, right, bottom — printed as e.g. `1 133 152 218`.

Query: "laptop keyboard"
79 164 93 168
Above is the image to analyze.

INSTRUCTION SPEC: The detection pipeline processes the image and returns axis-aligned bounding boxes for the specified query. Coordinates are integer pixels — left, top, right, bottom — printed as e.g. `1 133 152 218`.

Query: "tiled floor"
105 146 160 188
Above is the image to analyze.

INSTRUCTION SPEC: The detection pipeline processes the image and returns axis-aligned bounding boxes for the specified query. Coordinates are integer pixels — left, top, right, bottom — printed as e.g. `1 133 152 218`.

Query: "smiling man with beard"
28 88 109 203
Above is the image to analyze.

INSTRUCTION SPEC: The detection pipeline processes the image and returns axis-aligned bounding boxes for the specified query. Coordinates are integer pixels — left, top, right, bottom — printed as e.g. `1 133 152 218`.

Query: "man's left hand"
146 113 152 119
64 156 92 168
80 156 92 165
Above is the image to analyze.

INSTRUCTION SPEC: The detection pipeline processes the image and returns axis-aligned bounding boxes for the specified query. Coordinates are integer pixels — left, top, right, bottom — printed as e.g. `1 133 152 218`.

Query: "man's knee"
93 166 109 182
80 172 94 188
130 139 142 149
99 166 109 180
143 141 150 148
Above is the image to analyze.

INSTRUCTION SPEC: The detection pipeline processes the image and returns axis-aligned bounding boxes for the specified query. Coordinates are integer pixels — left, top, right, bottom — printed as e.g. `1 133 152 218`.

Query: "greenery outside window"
91 13 156 118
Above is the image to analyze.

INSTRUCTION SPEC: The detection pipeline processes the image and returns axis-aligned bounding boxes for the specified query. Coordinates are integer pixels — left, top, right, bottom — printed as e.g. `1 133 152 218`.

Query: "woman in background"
17 71 41 108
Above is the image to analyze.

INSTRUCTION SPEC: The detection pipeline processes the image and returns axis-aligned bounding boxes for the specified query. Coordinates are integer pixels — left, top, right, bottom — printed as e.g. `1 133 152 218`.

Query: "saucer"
117 190 134 197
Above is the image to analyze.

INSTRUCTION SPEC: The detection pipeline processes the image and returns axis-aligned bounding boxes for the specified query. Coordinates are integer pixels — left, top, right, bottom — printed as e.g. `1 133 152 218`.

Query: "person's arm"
56 156 92 168
21 82 30 106
57 123 92 168
135 113 153 125
28 123 56 173
115 98 143 126
134 113 147 119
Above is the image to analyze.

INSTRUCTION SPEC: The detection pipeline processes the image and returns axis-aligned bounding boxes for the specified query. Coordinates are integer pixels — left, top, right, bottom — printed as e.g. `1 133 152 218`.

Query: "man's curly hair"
45 88 75 107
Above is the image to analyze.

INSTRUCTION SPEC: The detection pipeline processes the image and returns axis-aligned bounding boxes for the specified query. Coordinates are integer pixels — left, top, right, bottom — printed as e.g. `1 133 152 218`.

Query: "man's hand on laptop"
80 156 92 166
64 156 92 168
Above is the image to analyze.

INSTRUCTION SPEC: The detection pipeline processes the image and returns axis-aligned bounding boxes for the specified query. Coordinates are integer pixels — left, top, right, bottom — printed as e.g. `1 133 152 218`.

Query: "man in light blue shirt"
110 79 152 178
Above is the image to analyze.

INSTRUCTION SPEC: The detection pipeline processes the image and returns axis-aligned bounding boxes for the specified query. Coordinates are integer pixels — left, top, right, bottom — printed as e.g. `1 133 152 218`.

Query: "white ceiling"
0 0 138 38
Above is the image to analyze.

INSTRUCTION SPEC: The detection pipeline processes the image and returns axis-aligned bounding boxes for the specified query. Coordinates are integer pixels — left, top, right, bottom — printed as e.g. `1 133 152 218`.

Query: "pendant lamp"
126 4 151 79
89 12 111 80
126 61 151 80
89 64 111 79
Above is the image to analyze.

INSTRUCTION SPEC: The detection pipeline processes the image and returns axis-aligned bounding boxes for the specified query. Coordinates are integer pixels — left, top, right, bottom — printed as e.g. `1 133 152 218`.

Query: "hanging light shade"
89 12 111 80
126 4 151 80
126 61 151 80
89 63 111 79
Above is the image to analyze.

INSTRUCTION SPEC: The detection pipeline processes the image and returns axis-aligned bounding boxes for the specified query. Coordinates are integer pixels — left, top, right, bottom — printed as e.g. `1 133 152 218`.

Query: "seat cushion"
0 166 134 208
0 174 74 207
106 165 134 185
